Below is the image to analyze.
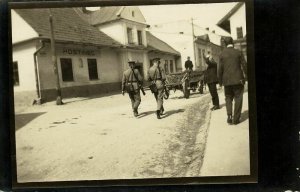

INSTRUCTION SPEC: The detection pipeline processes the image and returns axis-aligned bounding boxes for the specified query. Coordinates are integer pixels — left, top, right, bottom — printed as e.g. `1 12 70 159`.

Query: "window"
164 60 169 74
236 27 243 39
60 58 74 82
137 30 143 45
198 48 202 67
127 27 133 44
170 60 174 73
13 61 19 86
132 11 135 17
87 59 99 80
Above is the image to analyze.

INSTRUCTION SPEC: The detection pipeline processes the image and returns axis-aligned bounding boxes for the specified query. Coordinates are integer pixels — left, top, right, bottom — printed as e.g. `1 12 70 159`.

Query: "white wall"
11 10 39 44
13 41 38 92
98 22 126 44
229 3 246 40
37 43 121 90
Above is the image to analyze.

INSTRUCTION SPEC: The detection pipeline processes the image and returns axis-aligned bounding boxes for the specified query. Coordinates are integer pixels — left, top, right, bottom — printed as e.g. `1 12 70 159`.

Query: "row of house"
12 3 247 106
12 6 181 106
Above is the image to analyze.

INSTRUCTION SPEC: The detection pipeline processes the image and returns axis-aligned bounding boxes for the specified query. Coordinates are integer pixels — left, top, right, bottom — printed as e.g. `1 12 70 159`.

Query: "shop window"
237 27 243 39
137 30 143 45
87 59 99 80
60 58 74 82
127 27 133 44
13 61 19 86
170 60 174 73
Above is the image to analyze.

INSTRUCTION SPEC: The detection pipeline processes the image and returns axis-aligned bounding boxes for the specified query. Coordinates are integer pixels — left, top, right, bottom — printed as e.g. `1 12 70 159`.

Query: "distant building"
148 20 229 71
11 7 181 106
217 2 247 60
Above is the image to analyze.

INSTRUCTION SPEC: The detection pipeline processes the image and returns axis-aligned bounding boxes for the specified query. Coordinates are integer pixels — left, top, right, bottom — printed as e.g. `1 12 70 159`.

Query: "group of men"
121 58 166 119
122 36 247 125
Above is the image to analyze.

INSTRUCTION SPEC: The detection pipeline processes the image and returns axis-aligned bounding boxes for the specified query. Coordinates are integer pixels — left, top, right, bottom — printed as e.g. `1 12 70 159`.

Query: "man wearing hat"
147 58 166 119
204 51 220 111
218 36 247 125
122 60 143 117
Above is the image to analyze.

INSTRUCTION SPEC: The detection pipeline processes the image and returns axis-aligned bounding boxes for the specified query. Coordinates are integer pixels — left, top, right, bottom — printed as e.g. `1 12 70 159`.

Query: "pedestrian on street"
204 51 220 110
122 60 143 117
184 56 194 71
218 37 247 125
147 58 166 119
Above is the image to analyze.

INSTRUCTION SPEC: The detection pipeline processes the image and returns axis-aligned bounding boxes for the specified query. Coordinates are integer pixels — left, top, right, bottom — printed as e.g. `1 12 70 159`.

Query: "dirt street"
15 89 212 182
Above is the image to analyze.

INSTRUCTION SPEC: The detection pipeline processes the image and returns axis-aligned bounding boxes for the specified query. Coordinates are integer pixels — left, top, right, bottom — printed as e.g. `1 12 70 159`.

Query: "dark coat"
185 60 193 70
204 56 218 84
218 47 247 86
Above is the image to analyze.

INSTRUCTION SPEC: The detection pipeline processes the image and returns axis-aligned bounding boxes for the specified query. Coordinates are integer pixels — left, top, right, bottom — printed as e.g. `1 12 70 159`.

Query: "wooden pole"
49 9 63 105
191 18 197 70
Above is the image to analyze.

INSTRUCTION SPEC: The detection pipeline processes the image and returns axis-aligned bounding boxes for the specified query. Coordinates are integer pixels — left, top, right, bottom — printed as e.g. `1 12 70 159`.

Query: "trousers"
128 90 141 112
224 84 244 122
154 89 164 111
208 83 219 106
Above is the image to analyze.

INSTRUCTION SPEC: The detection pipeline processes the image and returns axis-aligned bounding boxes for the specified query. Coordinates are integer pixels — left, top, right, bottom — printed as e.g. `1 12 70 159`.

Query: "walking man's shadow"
137 109 185 119
239 110 249 123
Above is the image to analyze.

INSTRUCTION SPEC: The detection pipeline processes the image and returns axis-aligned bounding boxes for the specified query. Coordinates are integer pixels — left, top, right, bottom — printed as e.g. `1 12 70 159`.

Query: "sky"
138 2 238 36
86 2 240 36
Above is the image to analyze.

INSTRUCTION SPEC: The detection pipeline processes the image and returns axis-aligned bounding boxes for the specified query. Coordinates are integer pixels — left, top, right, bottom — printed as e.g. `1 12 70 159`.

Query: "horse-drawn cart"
164 70 205 99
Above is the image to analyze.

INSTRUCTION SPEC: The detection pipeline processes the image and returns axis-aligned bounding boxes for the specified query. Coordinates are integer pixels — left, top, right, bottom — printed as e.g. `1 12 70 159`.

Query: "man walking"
204 51 220 110
148 58 166 119
122 60 143 117
219 37 247 125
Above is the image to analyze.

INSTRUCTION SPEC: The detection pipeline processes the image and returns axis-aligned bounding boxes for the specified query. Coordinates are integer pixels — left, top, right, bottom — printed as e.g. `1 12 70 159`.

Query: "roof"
217 2 244 26
14 8 121 47
146 31 180 56
83 6 124 26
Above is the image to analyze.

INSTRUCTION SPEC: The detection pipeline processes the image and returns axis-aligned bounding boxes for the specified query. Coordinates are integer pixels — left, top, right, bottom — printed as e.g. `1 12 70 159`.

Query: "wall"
120 7 147 24
11 10 38 44
98 22 126 44
229 3 246 40
37 43 122 101
13 41 38 92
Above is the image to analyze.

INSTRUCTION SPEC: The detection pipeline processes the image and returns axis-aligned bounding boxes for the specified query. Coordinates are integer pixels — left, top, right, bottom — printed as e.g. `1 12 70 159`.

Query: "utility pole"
49 9 63 105
191 18 197 70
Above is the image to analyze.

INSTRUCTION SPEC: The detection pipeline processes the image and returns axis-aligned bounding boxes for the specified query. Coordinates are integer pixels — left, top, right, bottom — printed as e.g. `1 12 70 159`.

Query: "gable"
120 6 146 24
11 10 39 44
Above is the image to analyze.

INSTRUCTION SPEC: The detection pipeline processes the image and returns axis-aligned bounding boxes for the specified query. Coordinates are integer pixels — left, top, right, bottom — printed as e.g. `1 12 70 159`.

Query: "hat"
223 36 234 46
128 60 136 64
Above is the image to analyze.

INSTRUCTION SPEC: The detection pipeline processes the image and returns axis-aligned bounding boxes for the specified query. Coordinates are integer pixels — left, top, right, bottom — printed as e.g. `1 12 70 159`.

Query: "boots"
160 106 164 115
227 115 233 124
133 109 138 117
156 110 161 119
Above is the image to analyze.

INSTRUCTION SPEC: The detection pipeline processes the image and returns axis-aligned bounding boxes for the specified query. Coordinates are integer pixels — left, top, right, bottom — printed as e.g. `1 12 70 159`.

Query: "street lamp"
49 9 63 105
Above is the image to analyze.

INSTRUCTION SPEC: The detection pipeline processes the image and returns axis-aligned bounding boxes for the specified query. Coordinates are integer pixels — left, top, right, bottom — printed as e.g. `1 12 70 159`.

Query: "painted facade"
12 7 181 105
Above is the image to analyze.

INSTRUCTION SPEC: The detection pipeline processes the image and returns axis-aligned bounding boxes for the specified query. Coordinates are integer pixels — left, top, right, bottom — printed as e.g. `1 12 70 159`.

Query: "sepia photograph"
10 0 255 185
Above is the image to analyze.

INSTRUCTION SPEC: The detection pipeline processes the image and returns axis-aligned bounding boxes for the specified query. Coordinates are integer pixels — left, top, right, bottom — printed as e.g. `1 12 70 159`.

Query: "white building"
12 7 181 106
148 21 229 71
217 2 247 60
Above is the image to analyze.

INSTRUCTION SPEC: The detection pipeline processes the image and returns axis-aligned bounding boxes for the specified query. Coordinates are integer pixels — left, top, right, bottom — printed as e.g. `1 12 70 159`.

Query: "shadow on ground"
15 112 46 131
240 110 249 123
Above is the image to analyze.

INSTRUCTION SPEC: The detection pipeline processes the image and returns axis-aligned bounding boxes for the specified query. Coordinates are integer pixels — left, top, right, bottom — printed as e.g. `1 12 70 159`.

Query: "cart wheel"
183 80 190 99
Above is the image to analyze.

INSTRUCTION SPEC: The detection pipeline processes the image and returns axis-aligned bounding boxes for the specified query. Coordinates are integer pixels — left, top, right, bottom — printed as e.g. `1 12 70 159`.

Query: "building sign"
62 48 95 56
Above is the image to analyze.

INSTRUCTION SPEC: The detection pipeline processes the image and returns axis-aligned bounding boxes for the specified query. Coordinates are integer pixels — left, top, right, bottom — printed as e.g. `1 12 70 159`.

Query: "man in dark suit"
219 37 247 125
184 56 193 70
204 51 220 110
148 58 166 119
122 60 143 117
